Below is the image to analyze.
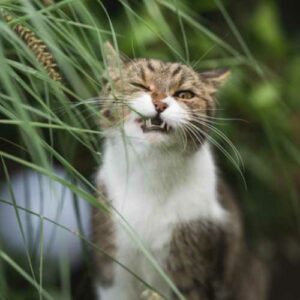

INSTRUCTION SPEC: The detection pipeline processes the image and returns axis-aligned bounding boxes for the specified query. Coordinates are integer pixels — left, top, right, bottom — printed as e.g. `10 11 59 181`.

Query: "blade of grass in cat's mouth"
140 117 170 133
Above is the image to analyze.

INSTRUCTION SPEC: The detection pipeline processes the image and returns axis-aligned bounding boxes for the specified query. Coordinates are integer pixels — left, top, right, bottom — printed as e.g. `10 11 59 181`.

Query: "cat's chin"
142 131 169 144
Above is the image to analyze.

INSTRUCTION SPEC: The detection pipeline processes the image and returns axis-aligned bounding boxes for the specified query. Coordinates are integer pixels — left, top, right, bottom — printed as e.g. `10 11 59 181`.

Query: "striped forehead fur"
126 59 201 89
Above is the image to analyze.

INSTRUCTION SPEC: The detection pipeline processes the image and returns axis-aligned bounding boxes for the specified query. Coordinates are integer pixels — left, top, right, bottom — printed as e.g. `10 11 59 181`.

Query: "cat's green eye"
174 90 195 99
130 82 150 91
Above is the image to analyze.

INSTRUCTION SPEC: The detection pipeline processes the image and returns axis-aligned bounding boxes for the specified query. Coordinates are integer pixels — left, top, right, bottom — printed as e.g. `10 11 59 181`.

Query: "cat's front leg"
166 222 229 300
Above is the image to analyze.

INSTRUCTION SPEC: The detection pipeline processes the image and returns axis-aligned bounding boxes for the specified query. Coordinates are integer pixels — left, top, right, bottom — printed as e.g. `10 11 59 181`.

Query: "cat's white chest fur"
96 139 227 300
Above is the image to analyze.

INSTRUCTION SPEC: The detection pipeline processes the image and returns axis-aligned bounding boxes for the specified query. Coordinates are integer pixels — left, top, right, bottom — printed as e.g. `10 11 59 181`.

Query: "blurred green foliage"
0 0 300 299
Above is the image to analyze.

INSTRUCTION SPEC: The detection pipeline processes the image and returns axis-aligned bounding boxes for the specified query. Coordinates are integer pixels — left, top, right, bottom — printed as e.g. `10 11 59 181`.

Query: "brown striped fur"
92 185 116 286
92 180 269 300
166 182 268 300
93 43 268 300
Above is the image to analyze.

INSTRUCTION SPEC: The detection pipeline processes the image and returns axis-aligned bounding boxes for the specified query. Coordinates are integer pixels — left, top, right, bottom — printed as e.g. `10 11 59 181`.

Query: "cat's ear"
103 41 125 78
199 68 230 92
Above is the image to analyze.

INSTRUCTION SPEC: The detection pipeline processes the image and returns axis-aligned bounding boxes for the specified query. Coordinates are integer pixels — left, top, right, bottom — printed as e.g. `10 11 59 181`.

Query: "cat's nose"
152 92 168 113
154 101 168 114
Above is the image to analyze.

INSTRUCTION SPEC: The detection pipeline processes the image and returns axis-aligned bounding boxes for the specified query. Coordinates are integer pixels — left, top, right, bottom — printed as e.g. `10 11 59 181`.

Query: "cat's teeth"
143 118 170 131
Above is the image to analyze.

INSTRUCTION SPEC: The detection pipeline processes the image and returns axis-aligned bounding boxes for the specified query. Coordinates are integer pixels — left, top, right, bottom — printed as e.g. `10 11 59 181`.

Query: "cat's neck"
99 137 217 197
98 137 227 224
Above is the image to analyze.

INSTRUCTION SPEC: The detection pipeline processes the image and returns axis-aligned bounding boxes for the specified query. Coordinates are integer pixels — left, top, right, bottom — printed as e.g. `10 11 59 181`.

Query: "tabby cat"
92 42 268 300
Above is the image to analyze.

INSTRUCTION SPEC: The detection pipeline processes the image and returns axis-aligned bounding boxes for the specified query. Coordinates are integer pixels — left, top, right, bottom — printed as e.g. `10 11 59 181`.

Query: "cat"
92 42 268 300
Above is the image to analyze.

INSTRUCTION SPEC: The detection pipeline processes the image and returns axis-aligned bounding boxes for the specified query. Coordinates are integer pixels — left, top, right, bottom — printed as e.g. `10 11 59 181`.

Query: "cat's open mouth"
140 116 170 133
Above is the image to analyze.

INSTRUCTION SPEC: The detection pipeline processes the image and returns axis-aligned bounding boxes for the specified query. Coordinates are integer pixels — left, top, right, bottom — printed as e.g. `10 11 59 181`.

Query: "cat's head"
100 42 230 152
